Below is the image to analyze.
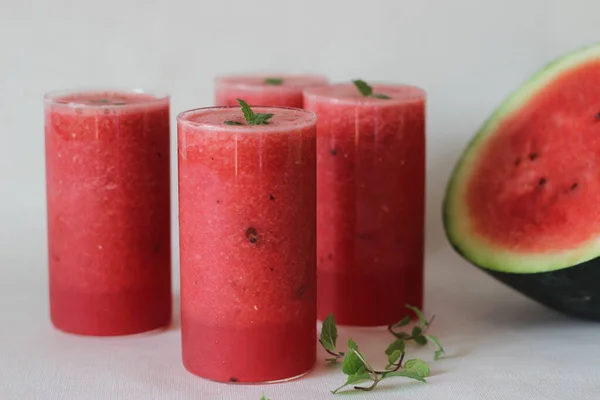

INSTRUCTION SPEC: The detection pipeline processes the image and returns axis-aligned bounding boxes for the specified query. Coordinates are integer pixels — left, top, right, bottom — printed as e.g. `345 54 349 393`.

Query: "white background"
2 1 600 399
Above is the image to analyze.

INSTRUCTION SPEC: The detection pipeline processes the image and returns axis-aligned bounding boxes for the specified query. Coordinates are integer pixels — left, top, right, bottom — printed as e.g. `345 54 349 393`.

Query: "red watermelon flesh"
467 60 600 253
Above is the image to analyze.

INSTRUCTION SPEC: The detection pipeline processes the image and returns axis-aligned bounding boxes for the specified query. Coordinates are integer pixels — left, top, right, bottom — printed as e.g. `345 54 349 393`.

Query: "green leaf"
385 338 405 356
250 113 274 125
403 358 430 378
434 349 444 360
223 120 242 125
392 315 412 328
352 79 373 97
341 349 364 375
412 326 423 337
426 335 445 360
319 314 338 352
331 367 373 394
264 77 284 85
381 369 427 383
406 305 428 326
236 98 255 123
260 395 269 400
347 338 358 351
414 335 428 345
387 350 403 367
372 93 391 99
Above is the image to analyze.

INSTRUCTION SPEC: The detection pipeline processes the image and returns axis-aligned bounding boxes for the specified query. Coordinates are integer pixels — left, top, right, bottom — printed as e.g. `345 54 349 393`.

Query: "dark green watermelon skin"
447 237 600 321
485 260 600 321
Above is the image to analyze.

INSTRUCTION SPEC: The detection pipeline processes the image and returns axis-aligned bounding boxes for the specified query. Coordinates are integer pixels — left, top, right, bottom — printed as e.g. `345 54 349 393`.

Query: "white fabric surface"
3 245 600 400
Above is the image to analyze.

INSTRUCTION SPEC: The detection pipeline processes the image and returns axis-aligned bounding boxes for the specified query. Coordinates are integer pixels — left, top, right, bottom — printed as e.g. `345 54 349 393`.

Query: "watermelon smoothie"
304 83 426 327
215 73 328 108
44 89 171 336
177 106 317 382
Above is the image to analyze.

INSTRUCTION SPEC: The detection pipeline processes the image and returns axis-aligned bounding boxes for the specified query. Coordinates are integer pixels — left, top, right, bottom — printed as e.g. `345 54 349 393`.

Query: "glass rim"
177 105 317 132
214 72 329 92
44 87 170 108
303 82 426 105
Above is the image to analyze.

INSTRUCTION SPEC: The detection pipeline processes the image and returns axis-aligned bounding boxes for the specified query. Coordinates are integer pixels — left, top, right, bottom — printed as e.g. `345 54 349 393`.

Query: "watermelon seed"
595 112 600 120
538 177 547 186
245 227 259 244
514 158 521 166
529 152 539 161
571 182 578 190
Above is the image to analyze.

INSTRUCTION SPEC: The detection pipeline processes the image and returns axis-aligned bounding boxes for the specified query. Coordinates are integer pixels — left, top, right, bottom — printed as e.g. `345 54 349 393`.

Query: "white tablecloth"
3 240 600 400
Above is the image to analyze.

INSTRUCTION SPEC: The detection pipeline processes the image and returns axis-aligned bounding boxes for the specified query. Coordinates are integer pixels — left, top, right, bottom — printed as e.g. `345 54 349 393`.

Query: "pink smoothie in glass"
44 90 171 336
215 73 328 108
304 83 426 327
177 106 316 383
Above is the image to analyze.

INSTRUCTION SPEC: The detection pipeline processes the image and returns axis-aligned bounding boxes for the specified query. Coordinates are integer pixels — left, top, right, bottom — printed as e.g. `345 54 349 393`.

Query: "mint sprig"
223 99 274 126
320 316 431 394
388 305 445 360
319 305 446 394
352 79 391 99
264 77 284 85
330 338 429 394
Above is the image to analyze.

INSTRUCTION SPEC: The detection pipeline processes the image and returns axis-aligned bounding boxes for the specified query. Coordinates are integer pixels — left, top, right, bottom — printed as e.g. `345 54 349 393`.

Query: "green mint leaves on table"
388 305 445 361
264 77 284 85
319 314 345 363
352 79 391 99
259 394 269 400
224 98 274 126
319 305 442 394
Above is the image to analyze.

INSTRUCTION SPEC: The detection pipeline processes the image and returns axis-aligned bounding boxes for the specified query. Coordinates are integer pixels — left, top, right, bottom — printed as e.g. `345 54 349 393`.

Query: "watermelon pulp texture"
304 83 426 326
467 60 600 252
177 107 317 382
45 91 172 336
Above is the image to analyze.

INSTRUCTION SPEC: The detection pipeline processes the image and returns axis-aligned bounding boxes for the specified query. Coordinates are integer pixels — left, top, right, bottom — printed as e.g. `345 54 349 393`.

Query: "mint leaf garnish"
319 307 444 394
406 304 428 326
387 350 403 368
223 120 242 125
415 335 428 345
385 338 405 356
264 77 284 85
426 335 445 360
236 98 274 125
392 315 412 328
352 79 391 100
319 314 338 352
331 367 372 394
341 348 364 375
353 79 373 96
411 326 423 337
403 359 430 378
318 314 344 363
372 93 391 99
388 305 445 361
381 369 427 383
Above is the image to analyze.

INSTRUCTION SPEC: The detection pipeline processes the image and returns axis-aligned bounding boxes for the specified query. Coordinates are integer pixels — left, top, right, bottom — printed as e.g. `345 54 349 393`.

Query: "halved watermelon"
444 42 600 320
